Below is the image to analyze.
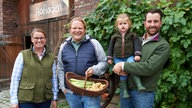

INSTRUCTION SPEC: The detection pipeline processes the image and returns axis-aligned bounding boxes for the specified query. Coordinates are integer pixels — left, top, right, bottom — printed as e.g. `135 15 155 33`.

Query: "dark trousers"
19 100 51 108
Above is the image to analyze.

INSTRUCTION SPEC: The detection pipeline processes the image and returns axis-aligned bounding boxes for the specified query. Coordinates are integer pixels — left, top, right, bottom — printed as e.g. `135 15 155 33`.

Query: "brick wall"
74 0 100 17
2 0 18 35
0 0 3 34
0 0 100 35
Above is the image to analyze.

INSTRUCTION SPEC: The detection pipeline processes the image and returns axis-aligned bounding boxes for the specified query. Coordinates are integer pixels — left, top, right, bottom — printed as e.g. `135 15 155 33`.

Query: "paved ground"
0 88 10 108
105 94 119 108
0 87 119 108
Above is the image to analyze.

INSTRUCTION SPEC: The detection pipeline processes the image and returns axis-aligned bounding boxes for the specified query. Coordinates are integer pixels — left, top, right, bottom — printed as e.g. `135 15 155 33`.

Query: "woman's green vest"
18 46 54 103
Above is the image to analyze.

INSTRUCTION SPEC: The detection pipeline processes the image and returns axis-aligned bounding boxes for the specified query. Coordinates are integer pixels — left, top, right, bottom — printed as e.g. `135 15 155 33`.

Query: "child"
107 14 145 98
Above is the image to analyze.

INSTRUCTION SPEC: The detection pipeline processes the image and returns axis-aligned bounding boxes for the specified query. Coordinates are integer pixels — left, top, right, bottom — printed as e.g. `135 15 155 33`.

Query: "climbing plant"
84 0 192 107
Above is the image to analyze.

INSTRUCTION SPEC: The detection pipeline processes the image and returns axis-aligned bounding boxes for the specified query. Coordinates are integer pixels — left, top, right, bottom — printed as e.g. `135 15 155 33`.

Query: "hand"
113 62 123 74
107 60 113 65
63 89 68 94
85 67 93 77
51 100 57 108
11 104 19 108
134 56 140 62
113 62 128 76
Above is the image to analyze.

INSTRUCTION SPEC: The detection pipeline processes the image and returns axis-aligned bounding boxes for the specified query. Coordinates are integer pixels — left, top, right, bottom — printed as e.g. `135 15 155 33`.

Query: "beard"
146 27 160 36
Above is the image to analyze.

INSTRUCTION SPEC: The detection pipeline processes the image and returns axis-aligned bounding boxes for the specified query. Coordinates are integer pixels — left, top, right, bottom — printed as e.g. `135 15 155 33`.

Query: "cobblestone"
0 88 119 108
0 88 68 108
0 89 10 108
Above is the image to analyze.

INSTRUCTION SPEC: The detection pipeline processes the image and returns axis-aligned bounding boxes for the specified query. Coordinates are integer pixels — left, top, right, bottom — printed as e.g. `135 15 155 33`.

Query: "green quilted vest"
18 46 54 103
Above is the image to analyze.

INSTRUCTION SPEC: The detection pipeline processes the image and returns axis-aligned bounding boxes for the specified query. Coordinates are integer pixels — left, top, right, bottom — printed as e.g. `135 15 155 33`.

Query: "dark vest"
61 39 98 88
18 46 54 103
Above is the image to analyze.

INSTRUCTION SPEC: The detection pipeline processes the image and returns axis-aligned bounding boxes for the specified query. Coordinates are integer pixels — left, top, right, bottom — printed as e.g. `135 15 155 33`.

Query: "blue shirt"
10 48 58 104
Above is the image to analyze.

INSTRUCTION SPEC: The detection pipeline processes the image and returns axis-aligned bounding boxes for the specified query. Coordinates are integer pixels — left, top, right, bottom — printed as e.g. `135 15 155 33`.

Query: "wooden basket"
66 72 109 96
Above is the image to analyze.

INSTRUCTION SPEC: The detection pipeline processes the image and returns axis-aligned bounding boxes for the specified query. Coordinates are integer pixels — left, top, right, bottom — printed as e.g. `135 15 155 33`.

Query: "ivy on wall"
84 0 192 107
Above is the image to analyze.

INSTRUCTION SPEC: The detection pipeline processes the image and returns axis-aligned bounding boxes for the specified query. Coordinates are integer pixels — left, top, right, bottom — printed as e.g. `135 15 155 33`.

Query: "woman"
57 17 108 108
10 28 58 108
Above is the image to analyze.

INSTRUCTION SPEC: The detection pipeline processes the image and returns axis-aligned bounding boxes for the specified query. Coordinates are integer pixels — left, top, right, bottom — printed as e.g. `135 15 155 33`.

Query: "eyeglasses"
32 37 45 40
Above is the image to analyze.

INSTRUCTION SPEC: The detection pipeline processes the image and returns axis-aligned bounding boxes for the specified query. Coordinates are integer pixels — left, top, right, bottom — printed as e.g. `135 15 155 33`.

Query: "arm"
90 39 108 76
124 42 170 76
52 60 58 100
51 61 58 108
107 36 116 60
57 41 75 94
10 53 23 105
57 43 66 92
133 34 142 57
51 100 57 108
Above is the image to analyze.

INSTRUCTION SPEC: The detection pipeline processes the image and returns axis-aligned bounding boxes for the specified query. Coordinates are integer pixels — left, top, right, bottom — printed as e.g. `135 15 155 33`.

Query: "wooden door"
0 36 23 80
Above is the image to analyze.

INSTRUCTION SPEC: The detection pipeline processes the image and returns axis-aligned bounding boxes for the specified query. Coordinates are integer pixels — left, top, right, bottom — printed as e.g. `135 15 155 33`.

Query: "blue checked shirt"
10 49 58 104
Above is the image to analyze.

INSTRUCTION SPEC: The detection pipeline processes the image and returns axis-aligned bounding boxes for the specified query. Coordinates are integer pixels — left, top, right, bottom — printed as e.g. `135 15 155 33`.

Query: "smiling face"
144 13 162 37
69 18 86 43
31 31 46 49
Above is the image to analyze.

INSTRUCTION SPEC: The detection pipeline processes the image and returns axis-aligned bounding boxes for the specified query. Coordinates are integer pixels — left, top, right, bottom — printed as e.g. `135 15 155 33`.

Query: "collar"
142 33 160 45
143 33 159 41
71 36 86 44
32 46 46 56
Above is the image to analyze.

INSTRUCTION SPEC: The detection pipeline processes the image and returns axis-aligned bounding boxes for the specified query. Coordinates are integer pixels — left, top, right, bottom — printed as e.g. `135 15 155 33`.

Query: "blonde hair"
31 28 46 38
69 17 87 30
115 14 132 30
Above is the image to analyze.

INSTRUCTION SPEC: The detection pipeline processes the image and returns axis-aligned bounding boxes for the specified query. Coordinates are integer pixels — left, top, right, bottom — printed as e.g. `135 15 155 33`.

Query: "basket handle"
84 74 88 89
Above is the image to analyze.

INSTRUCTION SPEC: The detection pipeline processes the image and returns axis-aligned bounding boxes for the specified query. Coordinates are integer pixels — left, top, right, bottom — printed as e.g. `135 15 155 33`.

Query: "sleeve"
133 34 142 56
124 42 170 76
57 43 66 92
107 36 116 60
52 60 59 100
90 39 109 76
10 53 23 104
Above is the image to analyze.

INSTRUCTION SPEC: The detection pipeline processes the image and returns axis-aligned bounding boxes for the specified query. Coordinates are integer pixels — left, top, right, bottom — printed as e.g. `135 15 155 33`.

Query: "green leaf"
172 47 182 58
163 16 174 25
166 74 177 84
179 75 188 87
170 36 180 42
181 39 191 48
186 51 192 58
94 27 100 32
180 17 187 25
182 27 192 34
174 11 185 22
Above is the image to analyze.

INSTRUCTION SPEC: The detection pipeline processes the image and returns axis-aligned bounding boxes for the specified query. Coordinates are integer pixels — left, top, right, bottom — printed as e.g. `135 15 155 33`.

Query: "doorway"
25 36 32 49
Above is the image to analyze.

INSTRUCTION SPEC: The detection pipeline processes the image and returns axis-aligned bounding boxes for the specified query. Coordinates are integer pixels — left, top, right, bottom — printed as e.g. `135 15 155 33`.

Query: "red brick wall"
0 0 3 34
74 0 100 17
3 0 18 35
